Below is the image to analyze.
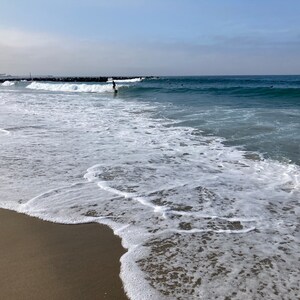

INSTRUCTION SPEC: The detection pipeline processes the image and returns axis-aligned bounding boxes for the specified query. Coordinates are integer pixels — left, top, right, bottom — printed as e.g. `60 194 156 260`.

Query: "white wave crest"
108 77 144 83
0 128 10 135
26 82 122 93
2 81 15 86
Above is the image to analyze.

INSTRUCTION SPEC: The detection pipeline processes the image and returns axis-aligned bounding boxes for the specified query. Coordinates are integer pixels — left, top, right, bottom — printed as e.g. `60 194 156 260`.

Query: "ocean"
0 76 299 299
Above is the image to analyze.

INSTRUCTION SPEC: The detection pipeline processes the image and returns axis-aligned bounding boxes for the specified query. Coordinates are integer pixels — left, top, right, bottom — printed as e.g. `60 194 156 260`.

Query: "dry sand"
0 208 128 300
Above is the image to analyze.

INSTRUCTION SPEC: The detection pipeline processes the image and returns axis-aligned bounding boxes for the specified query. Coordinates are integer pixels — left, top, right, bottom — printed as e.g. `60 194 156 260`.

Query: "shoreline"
0 208 129 300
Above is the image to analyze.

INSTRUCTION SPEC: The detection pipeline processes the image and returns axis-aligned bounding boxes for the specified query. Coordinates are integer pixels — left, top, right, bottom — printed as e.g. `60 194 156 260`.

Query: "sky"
0 0 300 76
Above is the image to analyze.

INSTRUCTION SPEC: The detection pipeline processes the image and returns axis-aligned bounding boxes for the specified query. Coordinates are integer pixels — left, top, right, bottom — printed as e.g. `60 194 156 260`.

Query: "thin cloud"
0 28 299 76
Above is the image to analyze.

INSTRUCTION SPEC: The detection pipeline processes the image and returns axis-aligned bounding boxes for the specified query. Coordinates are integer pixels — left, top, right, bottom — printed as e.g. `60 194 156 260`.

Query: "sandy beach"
0 208 128 300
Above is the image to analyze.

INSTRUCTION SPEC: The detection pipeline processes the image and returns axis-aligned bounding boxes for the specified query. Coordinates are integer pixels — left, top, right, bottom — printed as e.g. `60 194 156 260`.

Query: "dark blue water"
123 76 300 165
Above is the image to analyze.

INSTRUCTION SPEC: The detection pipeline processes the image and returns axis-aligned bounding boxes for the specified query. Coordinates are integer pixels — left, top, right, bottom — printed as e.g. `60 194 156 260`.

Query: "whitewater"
0 77 299 299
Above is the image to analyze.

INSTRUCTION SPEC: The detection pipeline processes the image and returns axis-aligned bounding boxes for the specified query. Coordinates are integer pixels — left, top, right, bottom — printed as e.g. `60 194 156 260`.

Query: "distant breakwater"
0 76 153 83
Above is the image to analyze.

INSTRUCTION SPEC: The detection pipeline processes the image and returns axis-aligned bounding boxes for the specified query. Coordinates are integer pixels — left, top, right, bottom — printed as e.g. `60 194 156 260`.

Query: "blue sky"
0 0 299 75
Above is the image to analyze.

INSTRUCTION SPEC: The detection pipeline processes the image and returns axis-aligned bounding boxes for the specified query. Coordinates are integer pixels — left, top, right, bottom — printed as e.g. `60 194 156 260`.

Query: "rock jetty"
0 76 153 83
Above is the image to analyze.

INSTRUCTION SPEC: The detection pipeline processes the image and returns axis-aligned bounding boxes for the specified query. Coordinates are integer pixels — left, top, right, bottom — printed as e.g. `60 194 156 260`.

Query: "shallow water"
0 77 299 299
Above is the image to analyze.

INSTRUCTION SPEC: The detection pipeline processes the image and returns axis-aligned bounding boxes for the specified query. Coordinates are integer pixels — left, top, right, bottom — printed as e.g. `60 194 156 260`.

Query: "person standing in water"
112 80 118 94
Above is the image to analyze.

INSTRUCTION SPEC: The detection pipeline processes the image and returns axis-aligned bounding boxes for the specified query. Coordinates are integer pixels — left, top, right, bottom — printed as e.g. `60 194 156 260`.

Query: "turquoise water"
0 77 299 299
122 76 300 165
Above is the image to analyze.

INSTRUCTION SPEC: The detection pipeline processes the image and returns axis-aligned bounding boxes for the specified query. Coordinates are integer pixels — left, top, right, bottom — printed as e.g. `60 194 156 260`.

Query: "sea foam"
0 83 299 300
1 81 15 86
0 128 10 135
26 82 124 93
108 77 144 83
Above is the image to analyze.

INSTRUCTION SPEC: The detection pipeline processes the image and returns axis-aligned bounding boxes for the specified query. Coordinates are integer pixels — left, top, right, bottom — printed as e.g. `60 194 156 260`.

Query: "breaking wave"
1 81 15 86
0 128 10 135
26 81 125 93
108 77 145 83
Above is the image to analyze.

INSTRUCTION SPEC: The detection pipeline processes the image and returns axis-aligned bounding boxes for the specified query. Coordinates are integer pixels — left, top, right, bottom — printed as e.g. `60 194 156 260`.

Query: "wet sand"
0 208 128 300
